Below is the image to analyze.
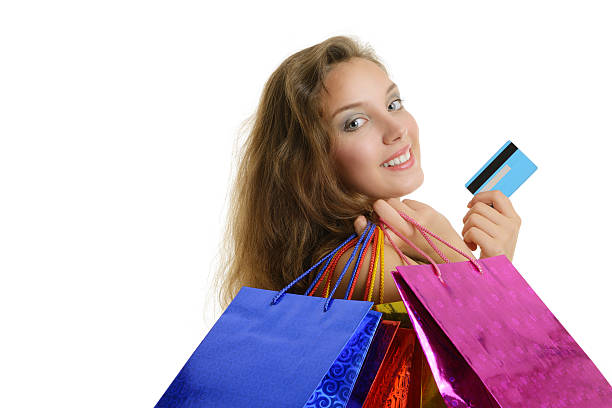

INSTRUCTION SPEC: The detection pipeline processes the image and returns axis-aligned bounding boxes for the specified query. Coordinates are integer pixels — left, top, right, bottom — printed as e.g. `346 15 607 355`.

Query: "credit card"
465 140 537 197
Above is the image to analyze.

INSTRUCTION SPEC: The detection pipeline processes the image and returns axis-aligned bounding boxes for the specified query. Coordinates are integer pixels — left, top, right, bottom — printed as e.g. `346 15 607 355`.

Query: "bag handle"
306 225 386 304
305 237 357 297
377 211 483 285
339 222 377 300
364 226 385 304
324 222 376 310
271 221 375 311
397 211 482 275
315 222 374 300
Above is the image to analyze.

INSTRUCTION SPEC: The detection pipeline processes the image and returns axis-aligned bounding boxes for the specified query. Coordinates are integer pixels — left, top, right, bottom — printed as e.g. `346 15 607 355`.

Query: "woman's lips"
383 147 415 171
381 144 410 165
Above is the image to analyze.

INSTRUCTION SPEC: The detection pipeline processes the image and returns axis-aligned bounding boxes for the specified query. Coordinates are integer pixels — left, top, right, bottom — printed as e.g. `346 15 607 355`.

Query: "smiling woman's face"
320 57 424 199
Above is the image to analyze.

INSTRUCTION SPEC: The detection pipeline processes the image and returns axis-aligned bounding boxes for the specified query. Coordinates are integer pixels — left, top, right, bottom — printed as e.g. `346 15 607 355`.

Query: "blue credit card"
465 140 537 197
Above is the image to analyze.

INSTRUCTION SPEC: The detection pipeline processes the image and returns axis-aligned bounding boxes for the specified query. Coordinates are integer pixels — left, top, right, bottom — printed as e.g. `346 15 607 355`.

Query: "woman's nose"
382 120 407 145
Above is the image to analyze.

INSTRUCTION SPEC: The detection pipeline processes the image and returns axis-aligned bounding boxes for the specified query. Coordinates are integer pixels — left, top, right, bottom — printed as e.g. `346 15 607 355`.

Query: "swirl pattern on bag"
304 310 380 408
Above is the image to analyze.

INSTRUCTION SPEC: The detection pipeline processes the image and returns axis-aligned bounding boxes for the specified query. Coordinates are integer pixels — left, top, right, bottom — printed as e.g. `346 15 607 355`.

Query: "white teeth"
383 150 411 167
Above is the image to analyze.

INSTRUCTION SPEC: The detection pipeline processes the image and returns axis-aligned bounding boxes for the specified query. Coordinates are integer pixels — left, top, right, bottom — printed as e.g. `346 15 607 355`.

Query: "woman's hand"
462 190 521 262
354 198 476 264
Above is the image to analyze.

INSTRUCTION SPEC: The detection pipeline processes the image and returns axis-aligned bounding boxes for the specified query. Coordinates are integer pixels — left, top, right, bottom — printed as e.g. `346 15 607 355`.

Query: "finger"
462 212 500 238
353 215 368 236
467 190 517 218
386 198 425 226
463 226 496 253
384 197 417 215
400 197 431 212
373 199 416 237
462 202 505 225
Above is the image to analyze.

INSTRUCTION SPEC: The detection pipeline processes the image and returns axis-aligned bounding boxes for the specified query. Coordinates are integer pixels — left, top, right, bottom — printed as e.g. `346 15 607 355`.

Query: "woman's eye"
389 98 404 110
342 98 404 132
343 118 366 132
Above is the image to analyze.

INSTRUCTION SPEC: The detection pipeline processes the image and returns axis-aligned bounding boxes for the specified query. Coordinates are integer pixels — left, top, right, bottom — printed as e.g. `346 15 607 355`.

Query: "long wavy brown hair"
213 35 390 310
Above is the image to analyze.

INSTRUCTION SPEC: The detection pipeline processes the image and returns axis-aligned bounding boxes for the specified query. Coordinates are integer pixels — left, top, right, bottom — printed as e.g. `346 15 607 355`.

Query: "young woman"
214 35 521 309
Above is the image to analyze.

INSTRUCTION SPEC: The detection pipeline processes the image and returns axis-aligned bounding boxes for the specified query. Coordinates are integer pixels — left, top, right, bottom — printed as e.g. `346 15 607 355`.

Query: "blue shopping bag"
155 223 382 408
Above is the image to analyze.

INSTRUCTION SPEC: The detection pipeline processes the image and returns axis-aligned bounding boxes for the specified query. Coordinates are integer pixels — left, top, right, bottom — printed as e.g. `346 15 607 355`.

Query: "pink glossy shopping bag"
378 212 612 408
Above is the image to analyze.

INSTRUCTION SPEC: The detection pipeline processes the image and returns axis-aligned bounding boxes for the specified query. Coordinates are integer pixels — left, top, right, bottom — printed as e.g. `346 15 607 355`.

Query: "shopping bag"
379 210 612 407
356 222 444 408
373 301 448 408
361 324 419 408
301 222 386 407
303 222 384 407
308 223 426 408
347 319 401 408
154 228 382 408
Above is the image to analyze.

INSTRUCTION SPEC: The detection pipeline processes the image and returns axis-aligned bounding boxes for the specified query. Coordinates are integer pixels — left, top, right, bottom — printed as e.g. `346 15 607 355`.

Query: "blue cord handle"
303 241 345 296
270 233 357 306
343 222 376 300
303 222 374 297
270 222 374 311
324 222 373 311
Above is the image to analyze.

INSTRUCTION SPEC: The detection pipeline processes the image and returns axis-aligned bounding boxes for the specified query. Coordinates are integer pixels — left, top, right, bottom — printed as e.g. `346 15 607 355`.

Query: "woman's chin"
396 170 424 196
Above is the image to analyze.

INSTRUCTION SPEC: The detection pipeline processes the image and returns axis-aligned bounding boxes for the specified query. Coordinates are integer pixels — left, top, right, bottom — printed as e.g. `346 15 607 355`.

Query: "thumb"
353 215 368 236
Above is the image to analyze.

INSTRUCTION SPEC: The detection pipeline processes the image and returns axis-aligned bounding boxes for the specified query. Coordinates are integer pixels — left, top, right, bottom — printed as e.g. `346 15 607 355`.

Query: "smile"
382 149 411 167
381 147 415 170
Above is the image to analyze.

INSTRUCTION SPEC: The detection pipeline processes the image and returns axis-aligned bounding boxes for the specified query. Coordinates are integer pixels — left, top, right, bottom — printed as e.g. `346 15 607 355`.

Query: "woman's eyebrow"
331 82 398 118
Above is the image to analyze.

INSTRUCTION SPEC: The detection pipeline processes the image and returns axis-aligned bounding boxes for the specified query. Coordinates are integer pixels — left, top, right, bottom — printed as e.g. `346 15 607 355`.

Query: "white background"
1 1 610 406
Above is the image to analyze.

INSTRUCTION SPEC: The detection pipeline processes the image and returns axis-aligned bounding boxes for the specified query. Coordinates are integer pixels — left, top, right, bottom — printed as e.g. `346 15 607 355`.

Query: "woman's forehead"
322 59 394 118
325 58 387 94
